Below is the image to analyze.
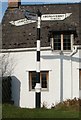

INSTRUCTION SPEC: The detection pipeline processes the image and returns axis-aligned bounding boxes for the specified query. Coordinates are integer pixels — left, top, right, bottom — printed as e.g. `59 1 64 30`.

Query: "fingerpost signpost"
10 9 72 108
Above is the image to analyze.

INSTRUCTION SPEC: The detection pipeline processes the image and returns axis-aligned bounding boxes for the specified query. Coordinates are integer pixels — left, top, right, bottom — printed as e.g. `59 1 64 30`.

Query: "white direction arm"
41 13 72 21
9 18 36 26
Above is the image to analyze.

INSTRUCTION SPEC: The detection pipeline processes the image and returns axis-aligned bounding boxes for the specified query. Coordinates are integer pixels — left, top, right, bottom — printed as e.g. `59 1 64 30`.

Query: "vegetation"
54 98 81 111
2 98 81 119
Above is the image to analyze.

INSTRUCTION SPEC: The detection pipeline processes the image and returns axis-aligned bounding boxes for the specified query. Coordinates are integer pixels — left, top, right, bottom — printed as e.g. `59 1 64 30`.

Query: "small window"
29 71 49 91
52 33 73 51
79 70 81 90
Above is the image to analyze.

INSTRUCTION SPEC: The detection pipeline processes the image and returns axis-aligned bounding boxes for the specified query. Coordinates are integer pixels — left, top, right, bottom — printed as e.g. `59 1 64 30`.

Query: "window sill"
51 50 72 54
29 89 49 92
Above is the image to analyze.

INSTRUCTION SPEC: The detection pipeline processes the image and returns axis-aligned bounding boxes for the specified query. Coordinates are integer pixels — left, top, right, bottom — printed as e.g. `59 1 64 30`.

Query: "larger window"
29 71 49 91
51 33 73 51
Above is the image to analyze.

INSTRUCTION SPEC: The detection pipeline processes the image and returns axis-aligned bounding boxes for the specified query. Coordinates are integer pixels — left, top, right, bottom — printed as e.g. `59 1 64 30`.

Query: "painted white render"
2 47 81 108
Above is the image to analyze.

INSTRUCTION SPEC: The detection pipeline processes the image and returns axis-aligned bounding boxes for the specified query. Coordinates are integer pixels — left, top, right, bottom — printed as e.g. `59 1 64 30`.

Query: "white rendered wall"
2 49 80 108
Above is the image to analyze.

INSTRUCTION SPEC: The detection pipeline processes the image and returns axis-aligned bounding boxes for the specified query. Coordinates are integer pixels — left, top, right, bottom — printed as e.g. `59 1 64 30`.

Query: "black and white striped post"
35 10 41 108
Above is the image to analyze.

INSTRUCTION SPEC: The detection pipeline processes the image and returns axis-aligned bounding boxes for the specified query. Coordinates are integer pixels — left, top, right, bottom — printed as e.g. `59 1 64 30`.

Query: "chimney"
8 0 21 8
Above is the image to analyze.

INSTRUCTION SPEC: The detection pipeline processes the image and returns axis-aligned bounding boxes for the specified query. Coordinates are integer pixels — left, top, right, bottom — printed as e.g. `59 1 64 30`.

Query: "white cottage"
2 0 81 108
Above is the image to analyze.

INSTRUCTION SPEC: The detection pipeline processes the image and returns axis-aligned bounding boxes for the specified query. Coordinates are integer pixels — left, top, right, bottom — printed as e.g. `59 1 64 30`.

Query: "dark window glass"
63 34 71 50
30 71 36 89
54 34 61 50
41 72 47 88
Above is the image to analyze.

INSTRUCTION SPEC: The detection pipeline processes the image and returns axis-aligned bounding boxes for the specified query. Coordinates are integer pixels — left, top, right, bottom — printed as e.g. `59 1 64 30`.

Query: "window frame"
29 71 49 91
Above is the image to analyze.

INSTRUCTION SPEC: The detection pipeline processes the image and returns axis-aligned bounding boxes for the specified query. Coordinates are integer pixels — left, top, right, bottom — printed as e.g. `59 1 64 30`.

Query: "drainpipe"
70 46 78 99
71 57 73 99
50 37 54 51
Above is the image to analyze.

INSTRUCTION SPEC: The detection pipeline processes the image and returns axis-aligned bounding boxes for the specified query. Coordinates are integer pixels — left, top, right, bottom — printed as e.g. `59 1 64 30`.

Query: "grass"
2 103 80 119
0 104 2 120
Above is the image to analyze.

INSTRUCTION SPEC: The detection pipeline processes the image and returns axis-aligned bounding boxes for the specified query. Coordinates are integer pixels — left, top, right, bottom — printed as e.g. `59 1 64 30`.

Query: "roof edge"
21 2 81 6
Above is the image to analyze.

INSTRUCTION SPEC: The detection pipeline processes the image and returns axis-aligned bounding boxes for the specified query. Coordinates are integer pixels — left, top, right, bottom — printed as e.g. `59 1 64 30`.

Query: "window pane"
32 72 36 89
29 71 36 90
41 72 48 88
63 34 71 50
54 34 61 50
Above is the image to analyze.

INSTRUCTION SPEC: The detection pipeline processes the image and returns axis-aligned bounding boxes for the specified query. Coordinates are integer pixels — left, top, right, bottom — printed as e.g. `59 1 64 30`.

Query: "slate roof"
2 3 81 49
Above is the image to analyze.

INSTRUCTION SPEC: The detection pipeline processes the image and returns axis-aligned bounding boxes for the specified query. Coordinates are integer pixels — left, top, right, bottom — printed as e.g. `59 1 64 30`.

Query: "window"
51 33 73 51
79 70 81 90
29 71 49 91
